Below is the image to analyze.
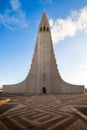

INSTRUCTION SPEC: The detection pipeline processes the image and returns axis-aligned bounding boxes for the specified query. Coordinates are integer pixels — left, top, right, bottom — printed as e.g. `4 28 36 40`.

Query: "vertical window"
47 27 49 31
40 27 42 31
43 26 45 31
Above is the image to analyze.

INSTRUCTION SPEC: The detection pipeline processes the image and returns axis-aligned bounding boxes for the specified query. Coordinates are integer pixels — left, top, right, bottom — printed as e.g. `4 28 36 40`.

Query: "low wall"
3 80 27 94
3 78 85 94
60 80 85 94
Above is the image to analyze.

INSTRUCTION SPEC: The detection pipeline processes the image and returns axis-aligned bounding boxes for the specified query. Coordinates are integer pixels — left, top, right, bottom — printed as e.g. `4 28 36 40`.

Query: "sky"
0 0 87 88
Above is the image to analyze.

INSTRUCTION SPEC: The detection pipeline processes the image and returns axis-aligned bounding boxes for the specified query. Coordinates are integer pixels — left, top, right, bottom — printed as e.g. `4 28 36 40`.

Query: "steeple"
38 12 50 32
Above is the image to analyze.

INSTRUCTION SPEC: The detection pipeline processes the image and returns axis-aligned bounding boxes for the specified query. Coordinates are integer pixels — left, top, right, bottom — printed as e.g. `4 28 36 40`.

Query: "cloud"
49 6 87 44
10 0 21 11
0 0 28 30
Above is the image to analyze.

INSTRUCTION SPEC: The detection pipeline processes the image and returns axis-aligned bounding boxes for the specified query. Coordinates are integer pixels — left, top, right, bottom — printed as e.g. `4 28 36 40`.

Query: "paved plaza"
0 94 87 130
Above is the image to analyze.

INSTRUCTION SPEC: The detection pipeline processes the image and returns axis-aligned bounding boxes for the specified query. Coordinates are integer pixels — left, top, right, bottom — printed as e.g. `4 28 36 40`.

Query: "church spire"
38 12 50 32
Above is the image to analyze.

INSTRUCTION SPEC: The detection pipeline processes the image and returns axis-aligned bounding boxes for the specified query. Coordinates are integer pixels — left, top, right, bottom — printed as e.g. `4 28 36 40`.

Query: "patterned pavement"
0 94 87 130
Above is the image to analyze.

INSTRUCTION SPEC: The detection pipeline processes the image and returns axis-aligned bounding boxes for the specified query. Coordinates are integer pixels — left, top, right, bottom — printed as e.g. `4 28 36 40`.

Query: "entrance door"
42 87 46 94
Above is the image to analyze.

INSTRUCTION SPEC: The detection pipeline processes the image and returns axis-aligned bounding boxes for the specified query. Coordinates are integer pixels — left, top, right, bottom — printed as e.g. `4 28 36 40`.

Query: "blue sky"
0 0 87 88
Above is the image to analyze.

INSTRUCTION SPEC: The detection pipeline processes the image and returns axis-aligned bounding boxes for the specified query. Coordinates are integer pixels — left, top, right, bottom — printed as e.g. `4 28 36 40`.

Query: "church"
3 12 85 94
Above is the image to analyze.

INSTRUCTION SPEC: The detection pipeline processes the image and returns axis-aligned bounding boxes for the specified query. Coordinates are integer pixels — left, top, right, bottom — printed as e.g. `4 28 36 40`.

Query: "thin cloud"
0 0 28 30
10 0 21 11
49 6 87 44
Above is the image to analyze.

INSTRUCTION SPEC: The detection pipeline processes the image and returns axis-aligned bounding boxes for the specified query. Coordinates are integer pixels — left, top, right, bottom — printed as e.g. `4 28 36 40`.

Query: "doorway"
42 87 46 94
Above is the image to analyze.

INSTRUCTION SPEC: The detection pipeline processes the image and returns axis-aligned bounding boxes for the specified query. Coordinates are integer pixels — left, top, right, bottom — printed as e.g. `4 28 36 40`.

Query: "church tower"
3 12 84 94
26 12 62 94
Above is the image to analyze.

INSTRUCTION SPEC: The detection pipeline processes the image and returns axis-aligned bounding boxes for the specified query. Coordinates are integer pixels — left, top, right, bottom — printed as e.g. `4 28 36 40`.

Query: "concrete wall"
3 80 27 94
60 80 85 94
3 77 85 94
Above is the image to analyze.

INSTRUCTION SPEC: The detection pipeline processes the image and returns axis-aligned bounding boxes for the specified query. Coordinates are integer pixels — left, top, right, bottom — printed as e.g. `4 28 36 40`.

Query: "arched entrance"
42 87 46 94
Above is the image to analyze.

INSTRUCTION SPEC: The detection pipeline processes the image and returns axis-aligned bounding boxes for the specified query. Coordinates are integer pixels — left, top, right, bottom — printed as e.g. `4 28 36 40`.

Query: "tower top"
38 12 50 32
